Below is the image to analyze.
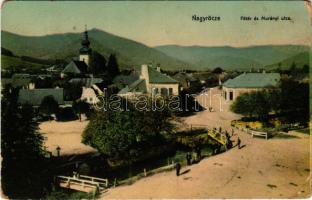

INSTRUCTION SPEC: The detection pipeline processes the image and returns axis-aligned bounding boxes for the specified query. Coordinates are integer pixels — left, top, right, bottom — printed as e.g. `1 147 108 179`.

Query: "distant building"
118 64 179 97
1 73 35 90
222 72 280 101
18 88 64 106
173 72 197 90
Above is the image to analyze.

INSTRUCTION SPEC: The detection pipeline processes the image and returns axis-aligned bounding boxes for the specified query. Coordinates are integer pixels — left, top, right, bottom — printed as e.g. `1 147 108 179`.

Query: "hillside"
1 55 49 71
266 51 310 70
156 45 309 70
2 29 309 71
2 29 188 70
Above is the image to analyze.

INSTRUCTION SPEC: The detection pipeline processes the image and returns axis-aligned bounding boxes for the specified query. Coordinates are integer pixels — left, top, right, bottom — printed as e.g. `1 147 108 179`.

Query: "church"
61 27 92 78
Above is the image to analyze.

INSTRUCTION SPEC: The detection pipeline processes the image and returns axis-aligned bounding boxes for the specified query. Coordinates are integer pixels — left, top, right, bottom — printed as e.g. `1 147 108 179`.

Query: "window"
153 88 159 95
160 88 168 96
169 88 173 95
229 91 233 101
224 91 227 100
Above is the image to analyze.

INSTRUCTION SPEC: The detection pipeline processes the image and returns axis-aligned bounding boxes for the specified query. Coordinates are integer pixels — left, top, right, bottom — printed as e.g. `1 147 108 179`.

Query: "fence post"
144 168 147 177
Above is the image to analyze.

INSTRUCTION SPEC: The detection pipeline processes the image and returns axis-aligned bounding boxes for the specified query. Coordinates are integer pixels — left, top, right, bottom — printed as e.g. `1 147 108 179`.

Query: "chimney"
156 64 161 72
140 64 149 83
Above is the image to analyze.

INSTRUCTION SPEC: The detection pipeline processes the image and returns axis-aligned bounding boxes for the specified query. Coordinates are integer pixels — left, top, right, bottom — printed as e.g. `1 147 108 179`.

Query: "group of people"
175 128 243 177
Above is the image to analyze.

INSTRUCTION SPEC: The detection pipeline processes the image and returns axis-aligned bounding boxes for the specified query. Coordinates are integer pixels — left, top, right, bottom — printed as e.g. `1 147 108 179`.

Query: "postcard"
1 1 311 199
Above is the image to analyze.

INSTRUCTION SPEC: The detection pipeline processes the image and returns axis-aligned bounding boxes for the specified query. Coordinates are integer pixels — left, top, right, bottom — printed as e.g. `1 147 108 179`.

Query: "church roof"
18 88 64 106
62 61 88 74
223 73 280 88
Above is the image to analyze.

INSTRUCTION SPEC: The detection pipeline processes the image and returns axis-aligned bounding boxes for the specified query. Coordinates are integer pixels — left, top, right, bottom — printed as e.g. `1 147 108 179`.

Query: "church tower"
79 25 92 67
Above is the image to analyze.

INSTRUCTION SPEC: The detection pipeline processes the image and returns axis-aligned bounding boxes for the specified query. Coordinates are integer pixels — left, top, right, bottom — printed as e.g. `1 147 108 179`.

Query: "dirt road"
101 89 311 198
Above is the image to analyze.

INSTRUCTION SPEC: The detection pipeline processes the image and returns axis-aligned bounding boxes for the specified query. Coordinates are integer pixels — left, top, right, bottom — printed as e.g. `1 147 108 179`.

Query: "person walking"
237 137 241 149
186 152 192 165
175 162 181 176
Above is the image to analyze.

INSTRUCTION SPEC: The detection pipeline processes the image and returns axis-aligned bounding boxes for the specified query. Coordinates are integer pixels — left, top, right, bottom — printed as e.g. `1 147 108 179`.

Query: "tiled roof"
18 88 64 106
148 67 178 84
223 73 280 88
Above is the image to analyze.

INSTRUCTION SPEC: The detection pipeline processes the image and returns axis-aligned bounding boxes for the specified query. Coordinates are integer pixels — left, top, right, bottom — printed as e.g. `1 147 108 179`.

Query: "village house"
1 73 35 90
80 84 104 104
222 72 280 101
118 64 179 97
173 72 197 91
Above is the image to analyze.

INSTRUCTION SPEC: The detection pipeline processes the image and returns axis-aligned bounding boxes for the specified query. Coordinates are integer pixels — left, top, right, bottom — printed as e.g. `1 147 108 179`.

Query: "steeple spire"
80 25 91 52
79 25 92 67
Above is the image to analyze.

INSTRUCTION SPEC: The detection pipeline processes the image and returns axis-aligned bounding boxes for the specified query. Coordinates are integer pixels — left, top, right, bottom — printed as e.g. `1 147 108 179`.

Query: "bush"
56 107 78 121
46 189 94 200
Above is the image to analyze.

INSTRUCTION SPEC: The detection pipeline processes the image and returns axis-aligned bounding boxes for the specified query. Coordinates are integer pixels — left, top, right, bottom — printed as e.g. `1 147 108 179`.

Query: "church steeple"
79 25 92 67
79 25 92 55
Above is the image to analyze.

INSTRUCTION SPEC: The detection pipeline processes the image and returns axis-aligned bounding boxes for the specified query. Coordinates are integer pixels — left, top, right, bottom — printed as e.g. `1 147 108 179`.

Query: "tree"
82 110 139 162
230 92 254 117
107 54 120 78
82 99 174 163
1 85 46 198
230 91 275 120
89 51 107 74
212 67 223 74
72 100 90 121
40 95 59 116
64 82 83 101
279 79 309 122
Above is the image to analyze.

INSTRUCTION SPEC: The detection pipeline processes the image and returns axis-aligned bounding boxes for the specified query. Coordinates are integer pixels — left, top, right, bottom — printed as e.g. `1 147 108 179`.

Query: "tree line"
230 78 309 123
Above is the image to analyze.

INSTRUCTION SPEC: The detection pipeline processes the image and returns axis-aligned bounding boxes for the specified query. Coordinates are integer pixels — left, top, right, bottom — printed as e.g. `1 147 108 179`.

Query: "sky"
2 1 312 47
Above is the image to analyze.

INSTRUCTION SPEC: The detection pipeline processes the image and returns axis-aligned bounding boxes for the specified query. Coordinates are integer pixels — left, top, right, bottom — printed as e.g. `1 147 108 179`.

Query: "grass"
1 55 48 70
46 189 95 200
295 128 310 135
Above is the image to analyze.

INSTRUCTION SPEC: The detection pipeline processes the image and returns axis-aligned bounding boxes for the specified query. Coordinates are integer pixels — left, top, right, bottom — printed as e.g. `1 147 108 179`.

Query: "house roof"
62 60 88 74
69 78 103 87
223 73 280 88
118 79 147 95
148 67 178 84
113 72 140 85
1 77 33 88
18 88 64 106
173 72 197 83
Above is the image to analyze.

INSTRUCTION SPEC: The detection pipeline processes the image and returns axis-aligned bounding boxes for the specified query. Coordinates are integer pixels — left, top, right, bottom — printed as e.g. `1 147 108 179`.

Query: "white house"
118 64 179 97
80 84 104 104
